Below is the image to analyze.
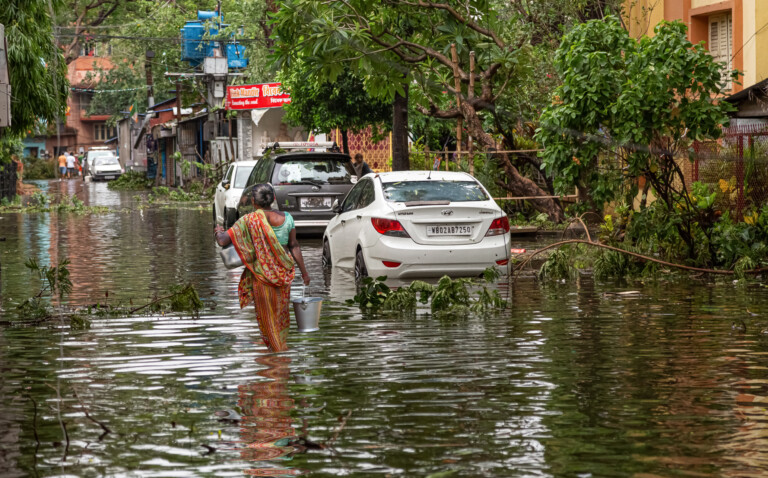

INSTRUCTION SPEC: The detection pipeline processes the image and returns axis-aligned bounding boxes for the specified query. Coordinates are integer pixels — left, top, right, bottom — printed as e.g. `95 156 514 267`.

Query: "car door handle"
356 215 362 219
341 220 346 225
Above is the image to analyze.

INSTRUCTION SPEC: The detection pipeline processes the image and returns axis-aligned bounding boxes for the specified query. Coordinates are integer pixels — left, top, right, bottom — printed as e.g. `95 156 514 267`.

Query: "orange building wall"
625 0 747 93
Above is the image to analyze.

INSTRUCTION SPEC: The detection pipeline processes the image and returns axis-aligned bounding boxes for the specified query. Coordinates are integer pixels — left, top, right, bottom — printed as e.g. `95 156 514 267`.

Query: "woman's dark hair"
250 183 275 208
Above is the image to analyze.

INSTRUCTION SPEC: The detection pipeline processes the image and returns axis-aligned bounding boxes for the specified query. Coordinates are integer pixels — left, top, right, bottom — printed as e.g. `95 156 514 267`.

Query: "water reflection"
4 181 768 476
239 355 301 476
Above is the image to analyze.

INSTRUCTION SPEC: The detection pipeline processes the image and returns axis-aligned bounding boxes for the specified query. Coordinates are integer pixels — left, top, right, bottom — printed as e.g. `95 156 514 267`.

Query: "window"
234 164 255 188
341 182 364 212
224 165 234 182
93 156 119 167
94 123 116 141
356 179 376 209
382 180 489 203
709 13 732 88
272 159 353 185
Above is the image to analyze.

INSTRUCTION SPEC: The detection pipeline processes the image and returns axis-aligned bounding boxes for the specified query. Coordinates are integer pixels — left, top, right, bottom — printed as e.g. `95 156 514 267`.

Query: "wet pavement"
1 180 768 477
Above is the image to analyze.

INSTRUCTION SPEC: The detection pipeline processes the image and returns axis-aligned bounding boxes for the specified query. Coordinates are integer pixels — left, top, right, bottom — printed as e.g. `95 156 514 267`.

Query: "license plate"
105 175 115 179
427 224 473 236
300 196 332 209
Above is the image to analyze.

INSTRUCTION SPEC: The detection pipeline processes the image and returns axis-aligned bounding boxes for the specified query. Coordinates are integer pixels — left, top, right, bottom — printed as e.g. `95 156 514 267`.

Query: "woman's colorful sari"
228 210 295 352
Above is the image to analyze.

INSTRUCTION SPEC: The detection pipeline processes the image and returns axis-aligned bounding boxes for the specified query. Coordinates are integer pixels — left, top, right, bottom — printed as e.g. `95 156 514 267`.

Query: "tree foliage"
537 16 736 254
1 0 69 147
280 61 391 153
272 1 569 218
60 0 272 119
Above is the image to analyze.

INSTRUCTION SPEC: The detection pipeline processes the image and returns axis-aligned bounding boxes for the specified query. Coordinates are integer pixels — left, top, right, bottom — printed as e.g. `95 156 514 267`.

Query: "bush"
107 171 153 190
22 156 56 180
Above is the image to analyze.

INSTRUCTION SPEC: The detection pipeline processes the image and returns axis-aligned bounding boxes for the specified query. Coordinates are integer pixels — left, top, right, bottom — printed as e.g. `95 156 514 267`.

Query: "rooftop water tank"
226 44 248 69
197 10 219 21
180 20 205 66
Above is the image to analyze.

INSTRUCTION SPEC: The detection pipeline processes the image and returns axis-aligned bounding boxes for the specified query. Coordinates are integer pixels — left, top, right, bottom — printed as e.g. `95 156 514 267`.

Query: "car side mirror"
331 199 341 214
222 179 230 190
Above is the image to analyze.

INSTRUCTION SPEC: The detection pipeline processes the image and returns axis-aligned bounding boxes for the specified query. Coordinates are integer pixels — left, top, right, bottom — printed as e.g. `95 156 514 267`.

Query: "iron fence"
693 124 768 219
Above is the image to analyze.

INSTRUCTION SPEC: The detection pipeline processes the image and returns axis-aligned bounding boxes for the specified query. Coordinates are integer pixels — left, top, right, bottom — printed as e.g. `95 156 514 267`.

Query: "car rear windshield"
382 180 489 202
273 159 352 185
234 166 254 188
94 157 119 166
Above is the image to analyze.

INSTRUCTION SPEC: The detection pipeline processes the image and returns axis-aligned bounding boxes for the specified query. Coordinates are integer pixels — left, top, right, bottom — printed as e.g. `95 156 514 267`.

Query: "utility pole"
175 80 182 187
145 50 155 109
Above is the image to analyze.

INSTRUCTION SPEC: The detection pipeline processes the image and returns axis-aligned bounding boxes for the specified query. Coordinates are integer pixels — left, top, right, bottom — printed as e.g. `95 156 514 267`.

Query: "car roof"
272 152 351 163
374 170 477 182
232 160 258 167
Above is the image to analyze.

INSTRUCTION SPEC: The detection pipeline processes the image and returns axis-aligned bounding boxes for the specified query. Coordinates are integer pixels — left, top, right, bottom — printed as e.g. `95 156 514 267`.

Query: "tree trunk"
341 129 349 155
392 84 409 171
460 102 564 222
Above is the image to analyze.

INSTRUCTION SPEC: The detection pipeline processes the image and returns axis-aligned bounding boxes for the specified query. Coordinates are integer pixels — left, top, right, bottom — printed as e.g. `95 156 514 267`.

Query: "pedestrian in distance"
57 152 67 181
65 151 76 179
214 183 310 353
352 153 373 178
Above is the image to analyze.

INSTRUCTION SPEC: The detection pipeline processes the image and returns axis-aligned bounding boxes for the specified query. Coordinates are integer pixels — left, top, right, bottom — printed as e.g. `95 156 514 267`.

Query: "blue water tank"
226 44 248 69
197 10 219 21
180 20 205 66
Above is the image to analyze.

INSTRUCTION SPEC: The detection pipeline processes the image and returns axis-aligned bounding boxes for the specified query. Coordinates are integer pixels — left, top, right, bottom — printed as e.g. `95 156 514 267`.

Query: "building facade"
23 51 117 159
624 0 768 94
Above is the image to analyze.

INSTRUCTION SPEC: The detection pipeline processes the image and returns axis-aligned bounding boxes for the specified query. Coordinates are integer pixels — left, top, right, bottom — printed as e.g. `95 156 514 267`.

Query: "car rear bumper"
92 172 121 180
362 234 510 279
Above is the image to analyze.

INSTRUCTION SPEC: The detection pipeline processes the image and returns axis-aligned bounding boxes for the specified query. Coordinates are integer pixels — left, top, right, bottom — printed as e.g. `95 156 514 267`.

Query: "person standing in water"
214 184 310 352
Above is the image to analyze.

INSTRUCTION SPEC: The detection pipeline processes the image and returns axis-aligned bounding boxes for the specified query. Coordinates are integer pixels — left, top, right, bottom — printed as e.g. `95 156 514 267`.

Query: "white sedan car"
323 171 511 279
214 160 257 228
90 155 124 181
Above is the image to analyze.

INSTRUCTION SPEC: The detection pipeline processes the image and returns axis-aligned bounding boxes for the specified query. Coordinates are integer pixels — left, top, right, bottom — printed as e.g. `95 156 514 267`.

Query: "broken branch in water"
325 410 352 447
72 388 112 441
513 239 768 280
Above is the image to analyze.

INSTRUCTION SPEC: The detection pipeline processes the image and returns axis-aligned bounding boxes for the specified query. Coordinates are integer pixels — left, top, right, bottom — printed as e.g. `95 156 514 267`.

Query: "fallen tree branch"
513 239 768 279
72 388 112 441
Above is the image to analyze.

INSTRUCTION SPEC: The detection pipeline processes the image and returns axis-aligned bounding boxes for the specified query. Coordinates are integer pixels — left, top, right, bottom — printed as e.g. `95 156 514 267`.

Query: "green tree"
270 0 622 220
281 62 390 154
536 16 736 254
1 0 69 153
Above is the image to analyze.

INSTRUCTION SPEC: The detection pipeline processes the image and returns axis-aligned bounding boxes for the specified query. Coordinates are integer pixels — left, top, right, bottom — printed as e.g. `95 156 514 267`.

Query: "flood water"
2 180 768 477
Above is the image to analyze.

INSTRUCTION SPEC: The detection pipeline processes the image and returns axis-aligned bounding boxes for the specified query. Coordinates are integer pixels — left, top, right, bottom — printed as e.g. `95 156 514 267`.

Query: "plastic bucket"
292 287 322 332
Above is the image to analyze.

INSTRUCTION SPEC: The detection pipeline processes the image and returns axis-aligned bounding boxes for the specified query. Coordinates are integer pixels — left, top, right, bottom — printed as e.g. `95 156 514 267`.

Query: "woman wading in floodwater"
214 184 310 352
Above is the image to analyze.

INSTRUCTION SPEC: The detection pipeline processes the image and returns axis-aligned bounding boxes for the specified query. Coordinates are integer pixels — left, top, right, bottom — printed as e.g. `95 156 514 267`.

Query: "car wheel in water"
354 248 368 280
322 239 332 268
224 208 238 229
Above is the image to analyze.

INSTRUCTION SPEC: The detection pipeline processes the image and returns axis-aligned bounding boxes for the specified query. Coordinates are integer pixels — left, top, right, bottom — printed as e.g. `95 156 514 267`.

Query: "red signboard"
225 83 291 110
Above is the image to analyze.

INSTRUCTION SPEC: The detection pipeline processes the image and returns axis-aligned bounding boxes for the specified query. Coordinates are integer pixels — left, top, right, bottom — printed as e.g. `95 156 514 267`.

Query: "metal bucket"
219 244 243 269
292 287 322 332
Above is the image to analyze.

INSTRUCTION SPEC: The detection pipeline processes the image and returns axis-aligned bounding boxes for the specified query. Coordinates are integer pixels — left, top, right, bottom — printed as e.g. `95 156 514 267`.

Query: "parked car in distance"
238 142 355 234
214 160 258 228
90 155 123 181
323 170 511 279
84 147 116 178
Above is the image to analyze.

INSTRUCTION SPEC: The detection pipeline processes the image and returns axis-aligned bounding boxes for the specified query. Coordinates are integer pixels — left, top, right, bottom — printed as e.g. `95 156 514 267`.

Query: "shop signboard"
225 83 291 110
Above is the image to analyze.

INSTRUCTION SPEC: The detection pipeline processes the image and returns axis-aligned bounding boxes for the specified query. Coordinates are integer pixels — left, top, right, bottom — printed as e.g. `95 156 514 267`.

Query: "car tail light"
382 261 401 268
485 216 510 236
496 259 509 266
371 218 410 238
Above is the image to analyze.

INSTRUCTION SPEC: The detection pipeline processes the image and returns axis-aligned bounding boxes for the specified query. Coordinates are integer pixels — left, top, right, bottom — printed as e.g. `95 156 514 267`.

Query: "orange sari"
228 210 295 352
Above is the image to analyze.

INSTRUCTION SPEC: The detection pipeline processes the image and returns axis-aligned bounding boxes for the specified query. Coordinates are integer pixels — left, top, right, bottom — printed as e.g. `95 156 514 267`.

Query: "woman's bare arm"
287 229 310 285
